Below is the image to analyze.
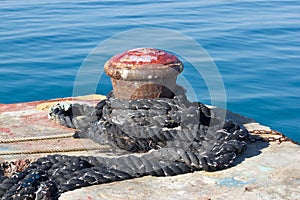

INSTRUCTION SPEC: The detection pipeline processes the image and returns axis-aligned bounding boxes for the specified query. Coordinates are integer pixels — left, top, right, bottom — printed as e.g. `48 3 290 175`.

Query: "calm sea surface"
0 0 299 142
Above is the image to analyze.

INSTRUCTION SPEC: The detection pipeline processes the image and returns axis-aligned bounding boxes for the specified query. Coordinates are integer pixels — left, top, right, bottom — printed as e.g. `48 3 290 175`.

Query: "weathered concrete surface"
0 94 106 162
61 142 300 200
0 95 299 200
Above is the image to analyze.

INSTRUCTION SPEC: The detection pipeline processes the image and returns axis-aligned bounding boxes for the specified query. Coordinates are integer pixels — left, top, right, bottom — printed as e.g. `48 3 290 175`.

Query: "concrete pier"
0 95 299 200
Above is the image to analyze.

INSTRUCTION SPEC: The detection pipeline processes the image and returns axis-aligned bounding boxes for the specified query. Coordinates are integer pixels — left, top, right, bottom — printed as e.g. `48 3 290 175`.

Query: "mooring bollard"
104 47 184 99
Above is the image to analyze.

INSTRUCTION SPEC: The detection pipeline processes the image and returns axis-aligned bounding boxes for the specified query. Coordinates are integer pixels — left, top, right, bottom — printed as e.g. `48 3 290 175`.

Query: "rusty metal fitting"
104 47 184 100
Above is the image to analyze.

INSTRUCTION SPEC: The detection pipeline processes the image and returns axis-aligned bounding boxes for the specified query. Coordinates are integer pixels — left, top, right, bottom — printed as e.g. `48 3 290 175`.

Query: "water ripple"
0 0 299 141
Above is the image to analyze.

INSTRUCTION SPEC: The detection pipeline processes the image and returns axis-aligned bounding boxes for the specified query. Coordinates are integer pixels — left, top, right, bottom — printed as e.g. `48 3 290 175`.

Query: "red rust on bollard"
104 47 184 99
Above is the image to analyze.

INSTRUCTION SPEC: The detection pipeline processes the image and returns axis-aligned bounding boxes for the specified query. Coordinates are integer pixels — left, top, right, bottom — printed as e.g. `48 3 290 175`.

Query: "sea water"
0 0 299 142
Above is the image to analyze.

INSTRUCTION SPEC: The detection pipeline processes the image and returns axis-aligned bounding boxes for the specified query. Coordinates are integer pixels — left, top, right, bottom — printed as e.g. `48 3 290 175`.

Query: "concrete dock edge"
0 95 299 200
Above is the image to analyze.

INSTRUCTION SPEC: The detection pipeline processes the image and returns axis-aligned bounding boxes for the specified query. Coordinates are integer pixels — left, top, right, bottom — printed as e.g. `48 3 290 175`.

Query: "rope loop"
0 90 249 199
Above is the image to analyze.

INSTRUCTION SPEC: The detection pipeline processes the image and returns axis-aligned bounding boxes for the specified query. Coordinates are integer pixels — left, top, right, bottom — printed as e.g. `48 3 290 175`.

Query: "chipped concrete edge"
35 94 106 111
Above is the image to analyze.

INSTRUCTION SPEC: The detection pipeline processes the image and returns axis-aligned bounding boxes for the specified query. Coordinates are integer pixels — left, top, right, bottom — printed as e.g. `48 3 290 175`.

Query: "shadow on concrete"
234 141 269 166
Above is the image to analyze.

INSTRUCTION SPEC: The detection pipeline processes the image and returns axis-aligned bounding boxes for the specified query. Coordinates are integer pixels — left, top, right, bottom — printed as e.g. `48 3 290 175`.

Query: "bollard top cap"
104 47 183 80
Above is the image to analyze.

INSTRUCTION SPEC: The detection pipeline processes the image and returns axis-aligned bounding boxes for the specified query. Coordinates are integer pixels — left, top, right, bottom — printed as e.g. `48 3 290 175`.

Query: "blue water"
0 0 299 142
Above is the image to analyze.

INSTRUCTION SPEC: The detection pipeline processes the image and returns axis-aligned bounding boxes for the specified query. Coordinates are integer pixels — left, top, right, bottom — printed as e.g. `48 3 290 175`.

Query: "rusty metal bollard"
104 47 184 99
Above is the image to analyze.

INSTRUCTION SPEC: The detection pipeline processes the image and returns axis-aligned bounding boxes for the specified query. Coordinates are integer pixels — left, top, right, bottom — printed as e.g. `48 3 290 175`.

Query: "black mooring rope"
0 90 248 200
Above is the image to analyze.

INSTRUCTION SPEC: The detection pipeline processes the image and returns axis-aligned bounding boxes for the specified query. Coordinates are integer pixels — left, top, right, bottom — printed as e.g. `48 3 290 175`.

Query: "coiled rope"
0 90 249 200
